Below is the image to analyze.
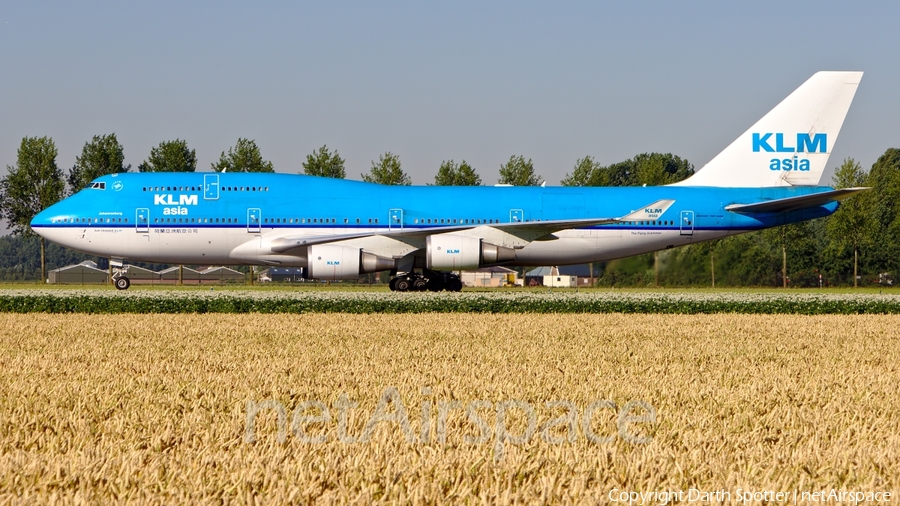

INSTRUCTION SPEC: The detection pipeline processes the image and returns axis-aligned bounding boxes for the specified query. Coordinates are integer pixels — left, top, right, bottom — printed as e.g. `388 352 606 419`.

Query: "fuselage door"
680 210 695 236
510 209 524 223
248 208 261 233
136 208 149 233
389 208 403 230
204 174 220 200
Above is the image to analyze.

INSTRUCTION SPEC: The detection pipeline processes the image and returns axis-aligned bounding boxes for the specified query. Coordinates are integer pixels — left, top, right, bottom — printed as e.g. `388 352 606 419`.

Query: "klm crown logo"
752 133 827 172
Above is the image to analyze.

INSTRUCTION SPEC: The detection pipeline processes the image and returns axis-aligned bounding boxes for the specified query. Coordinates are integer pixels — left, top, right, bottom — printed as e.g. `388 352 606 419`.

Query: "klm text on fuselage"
154 194 198 215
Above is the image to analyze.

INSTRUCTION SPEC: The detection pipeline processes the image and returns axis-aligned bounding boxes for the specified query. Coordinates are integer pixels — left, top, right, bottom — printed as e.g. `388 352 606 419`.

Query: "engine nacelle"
426 234 515 270
307 244 394 280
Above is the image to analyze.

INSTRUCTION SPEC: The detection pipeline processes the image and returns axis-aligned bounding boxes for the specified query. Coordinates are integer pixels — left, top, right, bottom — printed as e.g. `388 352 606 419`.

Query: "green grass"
2 289 900 314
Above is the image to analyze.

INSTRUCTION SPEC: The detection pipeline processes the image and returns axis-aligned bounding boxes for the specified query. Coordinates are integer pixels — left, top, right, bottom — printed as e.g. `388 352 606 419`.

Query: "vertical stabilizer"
672 71 862 187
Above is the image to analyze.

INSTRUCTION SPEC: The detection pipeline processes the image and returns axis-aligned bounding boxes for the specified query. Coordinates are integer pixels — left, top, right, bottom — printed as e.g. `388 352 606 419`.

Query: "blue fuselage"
31 172 838 267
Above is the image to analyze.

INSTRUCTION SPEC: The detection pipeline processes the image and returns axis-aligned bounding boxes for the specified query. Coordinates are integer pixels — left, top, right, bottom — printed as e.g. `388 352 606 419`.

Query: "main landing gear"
389 269 463 292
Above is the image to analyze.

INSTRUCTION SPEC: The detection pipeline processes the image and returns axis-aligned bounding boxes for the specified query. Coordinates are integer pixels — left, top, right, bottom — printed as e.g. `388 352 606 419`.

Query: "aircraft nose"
30 206 55 234
30 202 69 243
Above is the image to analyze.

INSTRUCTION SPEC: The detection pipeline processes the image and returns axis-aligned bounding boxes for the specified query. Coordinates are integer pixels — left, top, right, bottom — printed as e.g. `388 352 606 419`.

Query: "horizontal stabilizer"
725 188 868 213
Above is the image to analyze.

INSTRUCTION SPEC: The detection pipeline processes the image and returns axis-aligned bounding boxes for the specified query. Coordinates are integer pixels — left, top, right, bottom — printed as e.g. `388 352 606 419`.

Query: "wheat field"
0 314 898 504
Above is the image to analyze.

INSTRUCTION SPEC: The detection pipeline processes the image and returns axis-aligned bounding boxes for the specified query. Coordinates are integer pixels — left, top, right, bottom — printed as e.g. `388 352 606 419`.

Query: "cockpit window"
90 182 106 190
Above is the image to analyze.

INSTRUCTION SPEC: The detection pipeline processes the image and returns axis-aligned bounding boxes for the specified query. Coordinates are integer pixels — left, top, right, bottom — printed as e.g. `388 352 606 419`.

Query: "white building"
461 266 518 287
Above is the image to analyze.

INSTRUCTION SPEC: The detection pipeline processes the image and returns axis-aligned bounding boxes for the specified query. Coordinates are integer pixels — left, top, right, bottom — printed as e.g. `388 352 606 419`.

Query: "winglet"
617 200 676 222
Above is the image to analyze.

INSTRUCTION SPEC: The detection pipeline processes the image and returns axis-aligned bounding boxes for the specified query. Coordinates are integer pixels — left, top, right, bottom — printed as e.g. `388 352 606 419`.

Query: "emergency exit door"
389 208 403 230
247 208 261 233
136 208 149 233
680 210 694 236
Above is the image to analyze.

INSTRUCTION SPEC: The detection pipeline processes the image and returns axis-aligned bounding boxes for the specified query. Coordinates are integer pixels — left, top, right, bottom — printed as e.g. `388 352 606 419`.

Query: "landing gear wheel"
389 278 398 291
394 277 411 292
427 278 444 292
114 276 131 291
412 278 429 291
447 276 463 292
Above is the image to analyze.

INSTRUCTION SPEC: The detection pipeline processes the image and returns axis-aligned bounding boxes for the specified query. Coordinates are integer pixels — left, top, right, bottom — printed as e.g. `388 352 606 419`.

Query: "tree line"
594 151 900 287
1 133 898 286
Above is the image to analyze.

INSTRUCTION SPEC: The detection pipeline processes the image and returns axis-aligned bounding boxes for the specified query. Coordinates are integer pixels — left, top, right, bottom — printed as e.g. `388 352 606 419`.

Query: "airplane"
31 71 865 291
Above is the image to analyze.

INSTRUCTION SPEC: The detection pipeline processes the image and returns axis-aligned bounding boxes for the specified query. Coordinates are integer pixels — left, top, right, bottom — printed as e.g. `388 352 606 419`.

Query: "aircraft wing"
269 199 676 254
724 188 868 214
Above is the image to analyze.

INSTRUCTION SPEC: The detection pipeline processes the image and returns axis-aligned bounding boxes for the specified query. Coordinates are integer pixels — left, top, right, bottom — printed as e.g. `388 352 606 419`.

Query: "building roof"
462 266 517 274
122 265 159 279
526 264 593 277
50 262 106 274
200 266 244 279
158 266 202 279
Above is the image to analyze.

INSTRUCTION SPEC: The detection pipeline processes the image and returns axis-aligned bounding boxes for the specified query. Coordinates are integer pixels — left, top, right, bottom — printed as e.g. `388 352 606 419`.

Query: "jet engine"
426 234 515 270
307 244 395 280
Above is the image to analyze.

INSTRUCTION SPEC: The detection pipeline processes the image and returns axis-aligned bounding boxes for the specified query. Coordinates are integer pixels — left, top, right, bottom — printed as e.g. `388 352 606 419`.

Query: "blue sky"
1 1 897 187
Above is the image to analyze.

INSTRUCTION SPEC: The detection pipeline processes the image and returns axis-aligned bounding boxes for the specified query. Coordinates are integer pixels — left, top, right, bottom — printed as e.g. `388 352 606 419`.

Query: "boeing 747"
31 71 865 291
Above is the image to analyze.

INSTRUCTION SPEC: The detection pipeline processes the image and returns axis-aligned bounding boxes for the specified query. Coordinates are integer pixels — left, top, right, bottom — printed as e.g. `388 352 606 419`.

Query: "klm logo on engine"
326 260 340 266
447 249 460 254
154 194 198 215
752 133 827 172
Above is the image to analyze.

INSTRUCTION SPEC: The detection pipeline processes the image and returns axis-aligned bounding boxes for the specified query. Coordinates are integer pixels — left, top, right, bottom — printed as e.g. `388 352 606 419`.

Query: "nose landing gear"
111 265 131 290
114 276 131 290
